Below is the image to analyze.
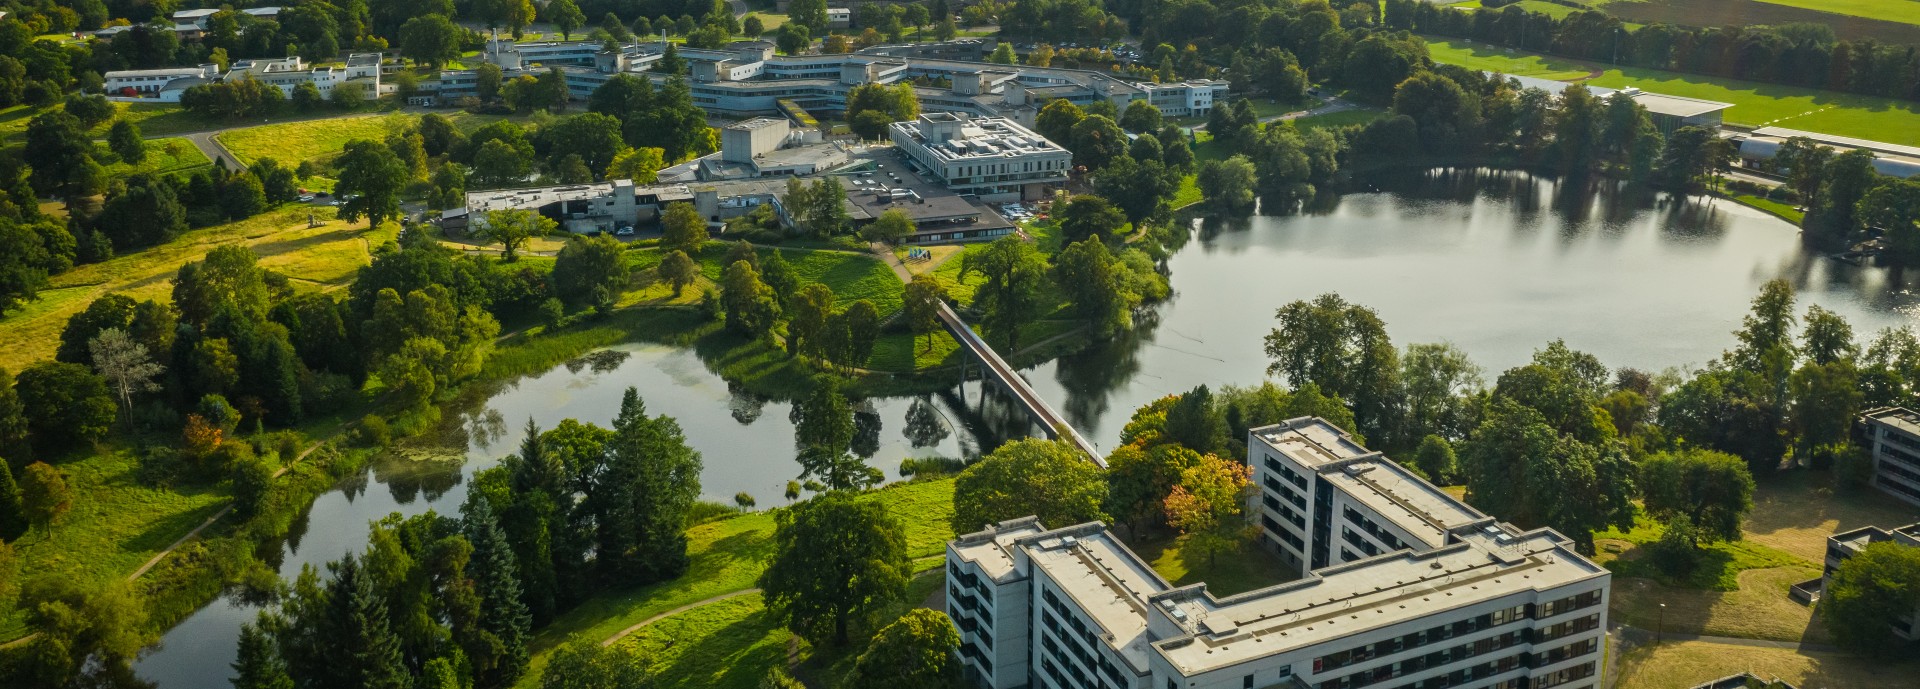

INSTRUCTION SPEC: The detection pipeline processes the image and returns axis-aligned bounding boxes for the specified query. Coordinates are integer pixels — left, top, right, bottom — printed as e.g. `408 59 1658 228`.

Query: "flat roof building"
949 418 1611 689
890 113 1070 202
1819 521 1920 640
1858 408 1920 507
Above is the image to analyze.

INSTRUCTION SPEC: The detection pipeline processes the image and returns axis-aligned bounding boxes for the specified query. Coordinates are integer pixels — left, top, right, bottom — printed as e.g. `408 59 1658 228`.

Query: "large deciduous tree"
959 236 1049 351
951 438 1105 533
848 609 962 689
334 139 408 229
1822 542 1920 654
1637 449 1754 544
14 362 116 453
1264 293 1400 443
759 491 912 646
479 209 555 262
1163 453 1252 568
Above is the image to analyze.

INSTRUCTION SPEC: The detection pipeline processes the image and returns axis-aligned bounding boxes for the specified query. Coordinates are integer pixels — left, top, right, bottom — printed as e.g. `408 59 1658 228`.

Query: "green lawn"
102 137 213 179
611 593 794 689
1593 516 1811 591
1292 109 1388 131
515 478 957 688
0 448 231 640
684 244 906 316
1134 535 1299 597
1751 0 1920 25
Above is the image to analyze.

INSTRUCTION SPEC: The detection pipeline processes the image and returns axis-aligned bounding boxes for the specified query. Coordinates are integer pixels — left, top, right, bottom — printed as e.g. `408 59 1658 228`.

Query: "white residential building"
103 65 219 100
1857 408 1920 507
890 112 1071 201
948 418 1611 689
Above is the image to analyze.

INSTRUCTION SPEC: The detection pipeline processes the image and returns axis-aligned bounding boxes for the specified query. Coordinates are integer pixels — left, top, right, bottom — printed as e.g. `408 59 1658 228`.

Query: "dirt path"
599 589 765 647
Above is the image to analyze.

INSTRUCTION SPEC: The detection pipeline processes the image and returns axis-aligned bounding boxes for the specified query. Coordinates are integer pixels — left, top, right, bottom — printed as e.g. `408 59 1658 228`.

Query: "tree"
552 234 628 307
172 245 269 327
1638 449 1754 544
606 147 665 183
0 367 26 465
1197 155 1257 214
399 14 464 68
1815 150 1879 237
88 328 164 426
479 209 555 262
23 111 100 205
20 578 152 684
14 362 116 453
335 139 408 229
19 462 69 535
789 0 829 34
848 609 961 689
788 283 836 359
0 460 25 542
861 209 915 244
548 0 585 39
1400 341 1483 441
1411 435 1456 483
1068 114 1127 171
1120 100 1162 133
231 614 293 689
465 494 533 685
538 641 650 689
657 250 699 297
107 119 144 165
951 438 1104 532
1034 99 1085 147
1461 400 1635 553
254 158 300 204
1057 195 1126 244
721 260 781 338
1656 125 1730 191
903 274 947 353
475 63 505 102
959 236 1049 350
759 491 912 646
96 172 187 249
744 14 766 36
1862 180 1920 262
661 202 709 253
1162 453 1252 568
988 42 1016 64
845 82 919 139
1822 542 1920 654
1263 293 1401 442
776 23 812 54
471 138 534 188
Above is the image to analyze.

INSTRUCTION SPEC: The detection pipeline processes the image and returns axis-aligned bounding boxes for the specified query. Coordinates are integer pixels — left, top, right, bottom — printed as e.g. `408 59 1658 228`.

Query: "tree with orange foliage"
1162 454 1253 569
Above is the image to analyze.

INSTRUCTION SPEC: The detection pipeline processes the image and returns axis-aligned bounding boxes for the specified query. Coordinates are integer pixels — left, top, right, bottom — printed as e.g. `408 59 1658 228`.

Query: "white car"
298 194 315 202
615 226 636 236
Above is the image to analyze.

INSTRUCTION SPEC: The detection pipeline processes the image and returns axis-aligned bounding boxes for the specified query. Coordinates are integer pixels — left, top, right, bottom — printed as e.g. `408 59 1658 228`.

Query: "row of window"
949 585 995 626
1322 650 1530 689
1876 473 1920 503
958 640 994 674
1534 614 1601 644
1342 527 1383 560
950 604 995 649
1878 427 1920 452
1312 596 1591 675
1531 661 1596 689
1878 443 1920 473
1264 490 1307 529
1265 476 1308 511
1264 455 1311 490
1343 505 1409 552
1323 629 1528 689
1263 515 1306 551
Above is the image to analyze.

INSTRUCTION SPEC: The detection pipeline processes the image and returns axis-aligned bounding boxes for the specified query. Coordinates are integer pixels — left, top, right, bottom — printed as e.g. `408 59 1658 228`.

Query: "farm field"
0 206 397 372
1602 0 1920 43
1613 639 1920 689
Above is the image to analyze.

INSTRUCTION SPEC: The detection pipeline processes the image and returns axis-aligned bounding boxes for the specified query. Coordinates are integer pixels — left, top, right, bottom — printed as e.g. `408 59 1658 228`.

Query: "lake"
133 167 1920 685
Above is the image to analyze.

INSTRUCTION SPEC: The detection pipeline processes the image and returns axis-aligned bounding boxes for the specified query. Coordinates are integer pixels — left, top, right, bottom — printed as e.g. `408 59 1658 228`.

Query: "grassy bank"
101 137 213 179
1614 639 1920 689
513 478 959 688
0 207 397 372
214 111 507 167
1594 516 1809 591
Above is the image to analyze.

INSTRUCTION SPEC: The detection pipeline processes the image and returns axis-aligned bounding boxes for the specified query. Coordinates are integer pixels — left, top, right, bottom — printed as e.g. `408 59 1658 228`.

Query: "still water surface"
135 168 1920 685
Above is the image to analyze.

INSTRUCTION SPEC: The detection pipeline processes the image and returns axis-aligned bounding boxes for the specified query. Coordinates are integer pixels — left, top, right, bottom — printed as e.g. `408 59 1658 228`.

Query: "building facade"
890 113 1071 201
1858 408 1920 507
1820 522 1920 641
948 418 1611 689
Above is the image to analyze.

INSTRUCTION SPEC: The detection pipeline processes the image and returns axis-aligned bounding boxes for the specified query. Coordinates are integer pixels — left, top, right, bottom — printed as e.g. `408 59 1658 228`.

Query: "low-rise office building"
107 52 391 102
949 417 1610 689
1820 521 1920 640
1857 407 1920 507
890 112 1070 201
104 65 219 99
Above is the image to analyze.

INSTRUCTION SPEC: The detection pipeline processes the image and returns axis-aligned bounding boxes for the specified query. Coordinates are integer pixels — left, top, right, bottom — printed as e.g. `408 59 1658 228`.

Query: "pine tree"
231 614 294 689
324 555 408 689
464 493 533 686
0 460 24 542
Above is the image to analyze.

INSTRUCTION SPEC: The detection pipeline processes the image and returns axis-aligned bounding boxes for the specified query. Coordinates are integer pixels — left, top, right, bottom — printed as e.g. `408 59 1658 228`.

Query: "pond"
134 167 1920 685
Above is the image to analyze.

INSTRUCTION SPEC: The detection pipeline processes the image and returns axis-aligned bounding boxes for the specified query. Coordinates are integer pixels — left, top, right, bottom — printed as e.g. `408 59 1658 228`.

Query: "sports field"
1425 38 1920 145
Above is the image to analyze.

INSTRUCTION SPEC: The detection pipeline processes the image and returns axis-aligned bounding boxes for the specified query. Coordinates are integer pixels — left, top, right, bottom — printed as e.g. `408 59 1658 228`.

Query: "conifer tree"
324 555 408 689
464 493 533 686
231 614 293 689
0 459 23 542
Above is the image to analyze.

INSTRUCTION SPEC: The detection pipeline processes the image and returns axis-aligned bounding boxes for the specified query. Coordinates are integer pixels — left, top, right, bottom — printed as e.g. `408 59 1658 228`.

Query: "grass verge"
1613 639 1920 689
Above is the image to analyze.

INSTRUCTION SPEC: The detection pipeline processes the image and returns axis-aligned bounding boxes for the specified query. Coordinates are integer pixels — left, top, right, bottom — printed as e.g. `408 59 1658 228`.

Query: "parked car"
615 226 636 236
298 194 315 202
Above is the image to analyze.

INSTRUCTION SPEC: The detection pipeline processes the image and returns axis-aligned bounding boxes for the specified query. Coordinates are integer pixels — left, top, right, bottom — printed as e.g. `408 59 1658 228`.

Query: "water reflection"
1021 167 1920 457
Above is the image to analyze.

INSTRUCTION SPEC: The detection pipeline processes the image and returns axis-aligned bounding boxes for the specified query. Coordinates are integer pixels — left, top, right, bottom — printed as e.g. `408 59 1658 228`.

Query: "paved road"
183 129 242 169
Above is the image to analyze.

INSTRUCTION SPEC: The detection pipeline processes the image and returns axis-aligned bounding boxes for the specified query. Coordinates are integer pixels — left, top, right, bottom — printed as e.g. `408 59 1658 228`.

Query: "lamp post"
1657 603 1667 646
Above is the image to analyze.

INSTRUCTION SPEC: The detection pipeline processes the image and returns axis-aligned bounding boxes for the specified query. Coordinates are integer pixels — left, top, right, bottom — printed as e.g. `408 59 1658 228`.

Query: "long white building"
1857 407 1920 507
947 418 1610 689
890 113 1071 201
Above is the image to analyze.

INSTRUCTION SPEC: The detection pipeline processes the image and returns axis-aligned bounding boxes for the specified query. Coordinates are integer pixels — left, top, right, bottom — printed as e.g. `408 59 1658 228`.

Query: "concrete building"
103 65 219 99
1819 522 1920 640
1857 408 1920 507
948 418 1610 689
458 179 644 235
1732 127 1920 180
1499 74 1731 136
702 117 851 179
889 113 1070 201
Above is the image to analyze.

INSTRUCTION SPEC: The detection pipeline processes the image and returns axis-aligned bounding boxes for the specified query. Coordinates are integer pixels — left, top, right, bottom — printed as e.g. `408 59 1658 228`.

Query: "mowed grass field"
101 137 213 179
1614 639 1920 689
0 206 398 372
1741 472 1919 563
1751 0 1920 23
1424 38 1920 144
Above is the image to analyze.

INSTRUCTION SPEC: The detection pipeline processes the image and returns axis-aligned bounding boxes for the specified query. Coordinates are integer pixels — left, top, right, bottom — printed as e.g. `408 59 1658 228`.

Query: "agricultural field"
0 207 398 372
1613 639 1920 689
1749 0 1920 24
1425 38 1598 80
1600 0 1920 44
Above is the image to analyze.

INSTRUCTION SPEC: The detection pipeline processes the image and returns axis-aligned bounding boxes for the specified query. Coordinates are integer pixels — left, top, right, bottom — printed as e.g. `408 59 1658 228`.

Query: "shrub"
230 456 275 518
685 499 740 526
1647 515 1701 576
356 414 392 447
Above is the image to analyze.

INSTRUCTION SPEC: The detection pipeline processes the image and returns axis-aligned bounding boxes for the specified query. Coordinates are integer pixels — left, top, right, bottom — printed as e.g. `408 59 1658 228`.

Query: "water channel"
134 167 1920 685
